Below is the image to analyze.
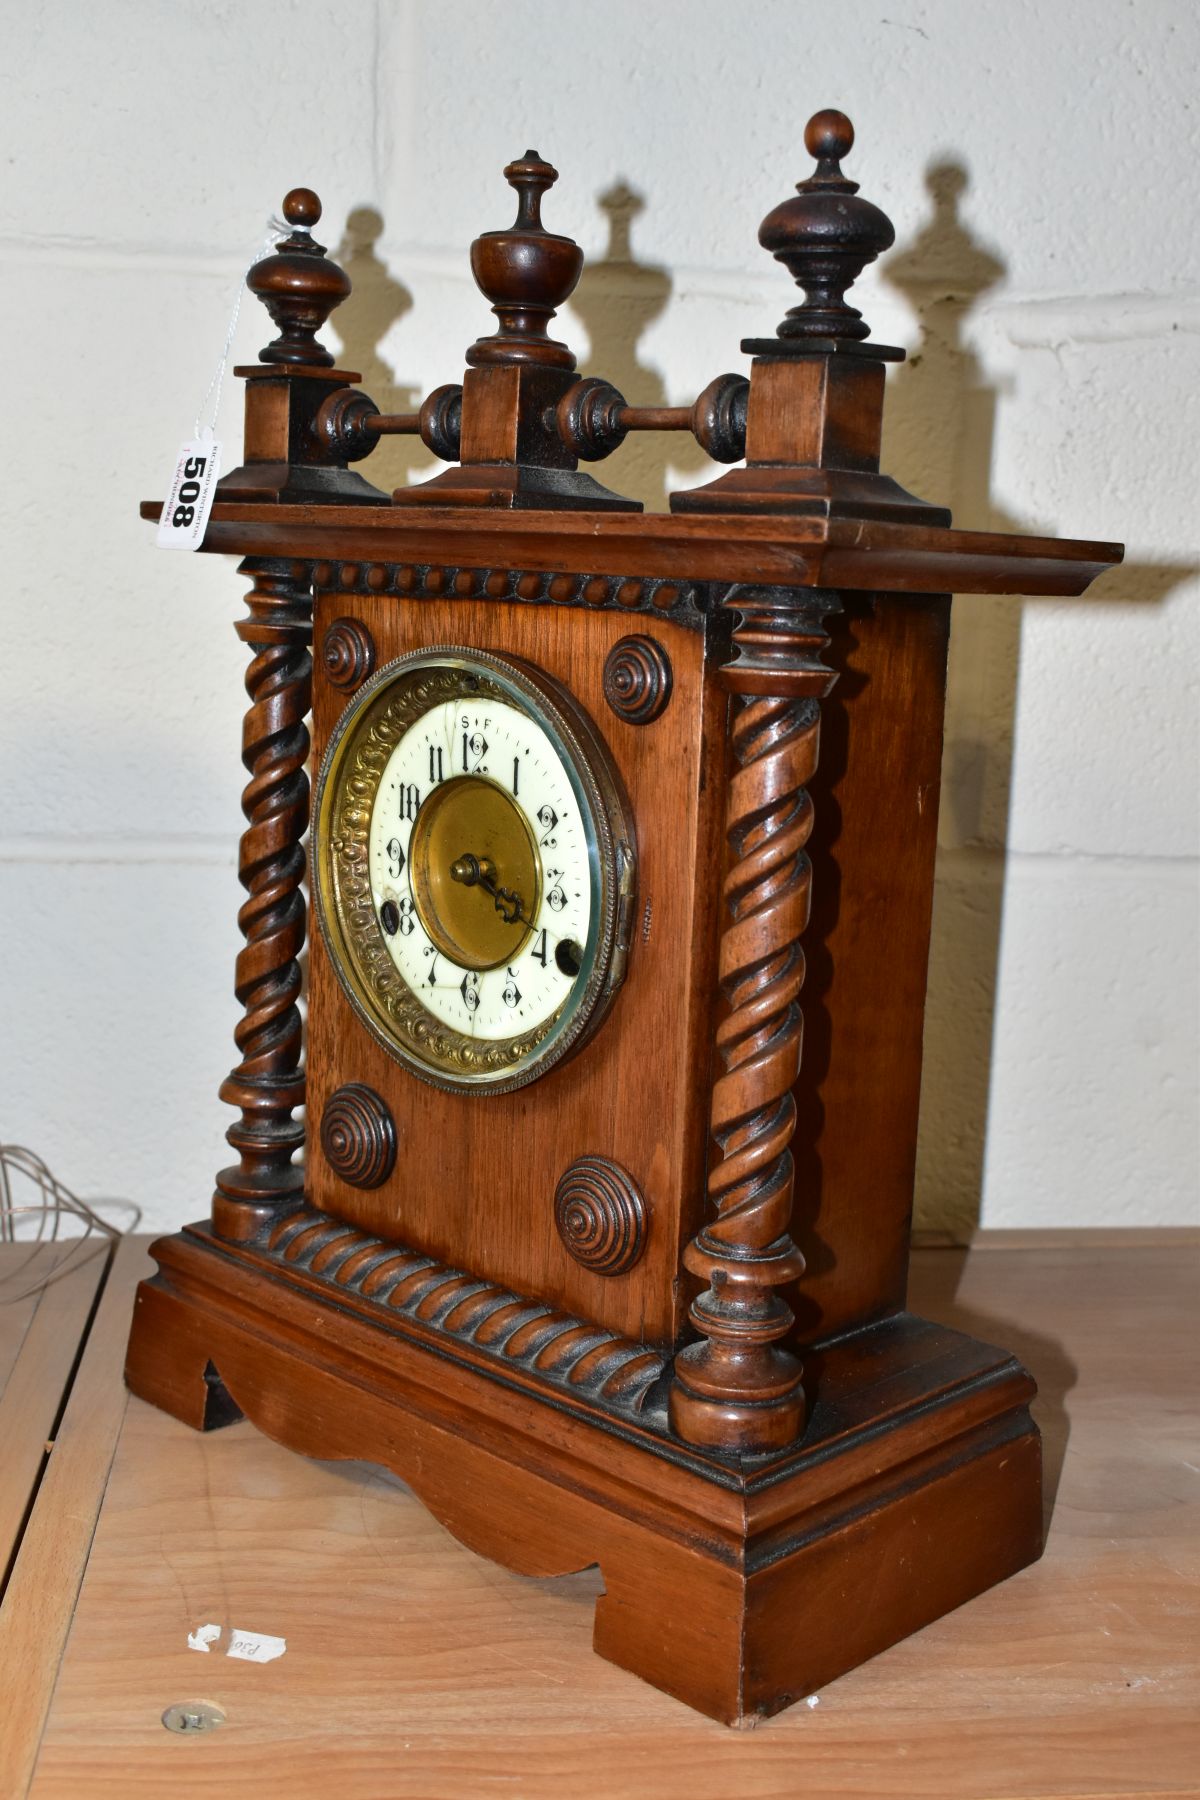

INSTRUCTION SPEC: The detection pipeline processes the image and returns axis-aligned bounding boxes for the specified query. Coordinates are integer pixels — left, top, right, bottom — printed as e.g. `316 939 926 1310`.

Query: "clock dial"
369 695 589 1039
314 649 634 1093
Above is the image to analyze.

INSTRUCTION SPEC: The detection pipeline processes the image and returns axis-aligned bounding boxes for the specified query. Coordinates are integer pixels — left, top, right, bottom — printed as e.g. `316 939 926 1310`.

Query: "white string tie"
194 215 307 439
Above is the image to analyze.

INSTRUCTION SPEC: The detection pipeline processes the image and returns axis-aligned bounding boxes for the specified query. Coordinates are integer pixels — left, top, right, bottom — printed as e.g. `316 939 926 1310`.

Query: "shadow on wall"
882 162 1193 1239
882 161 1023 1242
332 207 435 496
568 181 707 510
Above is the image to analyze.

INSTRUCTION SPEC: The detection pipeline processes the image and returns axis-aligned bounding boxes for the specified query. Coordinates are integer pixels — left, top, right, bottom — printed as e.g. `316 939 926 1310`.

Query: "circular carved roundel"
602 634 673 725
322 617 376 693
554 1155 647 1276
320 1083 396 1188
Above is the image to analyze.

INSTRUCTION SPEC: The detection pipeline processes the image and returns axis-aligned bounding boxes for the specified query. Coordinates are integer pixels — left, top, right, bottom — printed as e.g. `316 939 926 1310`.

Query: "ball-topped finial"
757 109 895 344
246 185 351 367
467 150 584 369
804 108 854 170
282 187 322 231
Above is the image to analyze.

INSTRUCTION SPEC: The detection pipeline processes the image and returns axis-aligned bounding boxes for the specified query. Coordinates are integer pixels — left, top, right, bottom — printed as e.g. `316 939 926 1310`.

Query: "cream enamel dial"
314 649 635 1093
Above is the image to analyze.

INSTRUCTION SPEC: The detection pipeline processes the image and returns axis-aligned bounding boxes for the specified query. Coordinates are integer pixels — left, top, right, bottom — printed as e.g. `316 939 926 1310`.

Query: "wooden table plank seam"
0 1237 148 1800
1 1238 1196 1799
0 1246 114 1605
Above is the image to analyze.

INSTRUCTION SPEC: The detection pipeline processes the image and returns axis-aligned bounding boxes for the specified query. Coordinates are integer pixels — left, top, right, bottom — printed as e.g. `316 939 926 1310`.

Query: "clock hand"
450 853 533 928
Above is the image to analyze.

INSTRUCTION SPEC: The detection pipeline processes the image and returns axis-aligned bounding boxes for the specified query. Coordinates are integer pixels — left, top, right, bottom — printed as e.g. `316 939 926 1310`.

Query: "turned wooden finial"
467 150 584 369
247 188 352 368
758 109 895 344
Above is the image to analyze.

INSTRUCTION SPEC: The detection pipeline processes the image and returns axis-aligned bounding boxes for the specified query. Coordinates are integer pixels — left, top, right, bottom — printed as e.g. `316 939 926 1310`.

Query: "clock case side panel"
790 591 952 1345
306 584 728 1350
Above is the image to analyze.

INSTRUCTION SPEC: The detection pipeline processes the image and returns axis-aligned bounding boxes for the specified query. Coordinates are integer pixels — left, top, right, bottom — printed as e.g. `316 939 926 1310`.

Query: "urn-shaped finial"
467 151 584 369
758 110 895 344
247 188 352 368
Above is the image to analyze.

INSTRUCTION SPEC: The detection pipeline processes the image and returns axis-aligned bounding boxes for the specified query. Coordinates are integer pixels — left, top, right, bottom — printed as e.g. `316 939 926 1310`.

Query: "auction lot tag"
156 429 221 550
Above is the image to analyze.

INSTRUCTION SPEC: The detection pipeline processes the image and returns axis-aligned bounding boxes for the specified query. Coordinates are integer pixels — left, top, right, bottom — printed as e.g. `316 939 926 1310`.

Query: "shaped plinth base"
215 462 392 506
217 365 392 506
670 462 952 525
392 462 641 512
125 1222 1042 1726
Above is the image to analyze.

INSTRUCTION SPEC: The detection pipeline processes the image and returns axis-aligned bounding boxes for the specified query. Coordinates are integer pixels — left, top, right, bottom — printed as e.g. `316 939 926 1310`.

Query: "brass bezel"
313 647 636 1095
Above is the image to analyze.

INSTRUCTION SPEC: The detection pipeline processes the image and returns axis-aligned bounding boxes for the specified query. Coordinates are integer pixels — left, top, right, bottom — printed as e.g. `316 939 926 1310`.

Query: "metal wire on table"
0 1144 139 1302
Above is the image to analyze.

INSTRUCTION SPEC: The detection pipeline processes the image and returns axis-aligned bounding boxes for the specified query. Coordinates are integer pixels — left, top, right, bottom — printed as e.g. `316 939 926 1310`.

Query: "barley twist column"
213 557 314 1242
670 586 840 1455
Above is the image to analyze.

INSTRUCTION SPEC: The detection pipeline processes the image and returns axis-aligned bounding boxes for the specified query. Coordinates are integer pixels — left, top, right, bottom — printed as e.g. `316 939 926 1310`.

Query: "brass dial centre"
408 775 543 971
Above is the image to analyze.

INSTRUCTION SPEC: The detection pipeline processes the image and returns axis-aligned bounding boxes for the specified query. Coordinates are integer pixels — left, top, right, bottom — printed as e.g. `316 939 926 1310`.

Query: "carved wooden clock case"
125 114 1122 1725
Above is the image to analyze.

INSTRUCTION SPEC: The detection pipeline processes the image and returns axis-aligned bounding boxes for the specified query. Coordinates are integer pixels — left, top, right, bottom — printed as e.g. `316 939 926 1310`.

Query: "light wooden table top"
0 1232 1196 1799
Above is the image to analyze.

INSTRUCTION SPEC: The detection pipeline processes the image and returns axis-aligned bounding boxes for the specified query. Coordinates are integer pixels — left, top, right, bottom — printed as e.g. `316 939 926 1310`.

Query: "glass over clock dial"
314 648 635 1093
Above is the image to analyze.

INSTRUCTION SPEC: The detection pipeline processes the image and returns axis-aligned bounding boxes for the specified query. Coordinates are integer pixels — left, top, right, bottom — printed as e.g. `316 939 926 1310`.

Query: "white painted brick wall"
2 0 1195 1234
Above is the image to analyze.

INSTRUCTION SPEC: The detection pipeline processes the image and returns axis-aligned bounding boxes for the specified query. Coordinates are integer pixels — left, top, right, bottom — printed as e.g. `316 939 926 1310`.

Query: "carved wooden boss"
126 113 1122 1724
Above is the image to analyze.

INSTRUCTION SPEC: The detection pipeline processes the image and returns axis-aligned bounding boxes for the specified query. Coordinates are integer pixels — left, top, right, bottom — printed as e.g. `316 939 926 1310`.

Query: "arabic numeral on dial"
502 967 522 1008
461 730 488 773
422 944 438 986
545 870 567 913
428 745 444 784
512 756 520 796
536 803 558 847
531 929 548 968
460 970 480 1013
396 896 416 936
398 783 421 822
386 837 405 880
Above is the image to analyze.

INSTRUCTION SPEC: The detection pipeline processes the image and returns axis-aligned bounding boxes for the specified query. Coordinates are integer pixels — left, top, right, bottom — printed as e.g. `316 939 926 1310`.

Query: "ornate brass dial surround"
313 646 636 1094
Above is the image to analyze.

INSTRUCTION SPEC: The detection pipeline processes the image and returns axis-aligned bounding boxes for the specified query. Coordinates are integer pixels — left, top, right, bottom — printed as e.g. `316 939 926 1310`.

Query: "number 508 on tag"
157 432 222 550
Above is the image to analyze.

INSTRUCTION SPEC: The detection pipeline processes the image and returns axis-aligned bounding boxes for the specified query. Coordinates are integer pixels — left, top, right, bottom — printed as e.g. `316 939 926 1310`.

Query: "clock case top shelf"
139 499 1118 600
128 114 1122 1726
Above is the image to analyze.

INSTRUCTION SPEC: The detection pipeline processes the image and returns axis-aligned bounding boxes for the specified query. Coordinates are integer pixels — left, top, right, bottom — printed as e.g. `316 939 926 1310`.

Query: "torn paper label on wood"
226 1628 286 1664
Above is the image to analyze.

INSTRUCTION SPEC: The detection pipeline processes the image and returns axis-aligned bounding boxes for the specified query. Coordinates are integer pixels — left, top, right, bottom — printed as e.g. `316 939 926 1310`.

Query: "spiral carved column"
213 557 314 1242
670 586 840 1455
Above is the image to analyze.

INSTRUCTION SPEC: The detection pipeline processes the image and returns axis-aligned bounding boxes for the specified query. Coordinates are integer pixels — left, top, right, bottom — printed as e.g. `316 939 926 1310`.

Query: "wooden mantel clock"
126 112 1122 1725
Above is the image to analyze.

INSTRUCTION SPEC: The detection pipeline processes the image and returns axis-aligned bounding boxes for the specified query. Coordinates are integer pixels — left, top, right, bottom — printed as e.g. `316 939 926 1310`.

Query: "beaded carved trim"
312 560 707 628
